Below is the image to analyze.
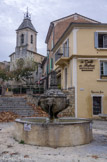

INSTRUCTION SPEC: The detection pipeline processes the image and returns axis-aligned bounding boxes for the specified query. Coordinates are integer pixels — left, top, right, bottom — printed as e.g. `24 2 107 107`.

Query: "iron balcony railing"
55 47 69 62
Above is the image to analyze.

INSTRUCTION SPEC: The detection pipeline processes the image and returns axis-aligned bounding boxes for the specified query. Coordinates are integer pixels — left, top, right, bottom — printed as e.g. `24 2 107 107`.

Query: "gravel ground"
0 120 107 162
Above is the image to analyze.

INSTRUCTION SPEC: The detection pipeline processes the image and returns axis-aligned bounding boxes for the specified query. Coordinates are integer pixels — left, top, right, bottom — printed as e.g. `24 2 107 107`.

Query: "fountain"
38 71 69 120
14 71 93 147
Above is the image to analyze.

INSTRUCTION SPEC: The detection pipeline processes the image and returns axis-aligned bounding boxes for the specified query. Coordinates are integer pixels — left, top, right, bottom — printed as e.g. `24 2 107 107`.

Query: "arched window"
21 34 24 44
31 35 33 44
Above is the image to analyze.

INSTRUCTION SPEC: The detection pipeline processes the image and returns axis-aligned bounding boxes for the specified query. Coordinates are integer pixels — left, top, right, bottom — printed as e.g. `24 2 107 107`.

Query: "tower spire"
24 7 31 20
26 7 28 17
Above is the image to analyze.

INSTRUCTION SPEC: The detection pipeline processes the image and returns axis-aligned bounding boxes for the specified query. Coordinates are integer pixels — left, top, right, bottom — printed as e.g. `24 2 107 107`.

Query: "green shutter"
51 58 53 69
50 58 53 70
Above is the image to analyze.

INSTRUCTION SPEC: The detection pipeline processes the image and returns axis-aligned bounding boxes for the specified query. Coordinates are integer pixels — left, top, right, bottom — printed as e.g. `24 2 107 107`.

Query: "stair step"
0 97 35 117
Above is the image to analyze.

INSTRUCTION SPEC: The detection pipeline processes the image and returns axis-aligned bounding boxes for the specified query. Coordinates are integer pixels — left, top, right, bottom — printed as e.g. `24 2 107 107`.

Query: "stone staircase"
0 97 35 116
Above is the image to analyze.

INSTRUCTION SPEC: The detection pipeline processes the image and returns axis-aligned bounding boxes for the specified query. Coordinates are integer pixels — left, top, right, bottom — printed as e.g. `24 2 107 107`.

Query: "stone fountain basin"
14 117 93 147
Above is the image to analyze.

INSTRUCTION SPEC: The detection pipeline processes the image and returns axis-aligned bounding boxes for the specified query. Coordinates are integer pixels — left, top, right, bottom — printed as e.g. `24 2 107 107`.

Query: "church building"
9 10 45 71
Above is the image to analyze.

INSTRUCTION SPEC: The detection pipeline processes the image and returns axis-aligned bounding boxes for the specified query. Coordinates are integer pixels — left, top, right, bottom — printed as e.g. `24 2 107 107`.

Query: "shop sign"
79 60 95 71
91 90 104 94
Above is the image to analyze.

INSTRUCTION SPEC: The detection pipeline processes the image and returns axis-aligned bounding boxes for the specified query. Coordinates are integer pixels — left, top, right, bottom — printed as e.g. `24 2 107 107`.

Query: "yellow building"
48 13 107 118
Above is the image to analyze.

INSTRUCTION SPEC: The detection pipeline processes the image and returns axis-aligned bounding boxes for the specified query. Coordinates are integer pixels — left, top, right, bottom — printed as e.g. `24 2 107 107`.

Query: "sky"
0 0 107 61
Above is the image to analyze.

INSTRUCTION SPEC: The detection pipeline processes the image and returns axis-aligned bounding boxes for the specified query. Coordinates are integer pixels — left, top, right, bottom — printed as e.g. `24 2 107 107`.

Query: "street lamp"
46 49 50 89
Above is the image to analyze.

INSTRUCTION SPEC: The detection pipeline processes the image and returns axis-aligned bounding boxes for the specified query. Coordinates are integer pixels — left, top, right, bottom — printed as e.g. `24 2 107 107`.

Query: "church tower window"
31 35 33 44
21 34 24 44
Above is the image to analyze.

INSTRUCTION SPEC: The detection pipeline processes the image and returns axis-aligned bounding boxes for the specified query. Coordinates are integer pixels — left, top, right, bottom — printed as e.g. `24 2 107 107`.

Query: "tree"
0 68 10 81
13 60 38 85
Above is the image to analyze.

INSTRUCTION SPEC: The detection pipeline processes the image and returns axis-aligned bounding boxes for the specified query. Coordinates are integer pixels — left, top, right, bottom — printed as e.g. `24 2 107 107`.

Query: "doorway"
93 96 102 115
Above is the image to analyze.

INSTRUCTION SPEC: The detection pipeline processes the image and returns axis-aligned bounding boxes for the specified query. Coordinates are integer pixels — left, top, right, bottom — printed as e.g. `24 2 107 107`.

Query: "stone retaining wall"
58 87 75 117
27 94 39 106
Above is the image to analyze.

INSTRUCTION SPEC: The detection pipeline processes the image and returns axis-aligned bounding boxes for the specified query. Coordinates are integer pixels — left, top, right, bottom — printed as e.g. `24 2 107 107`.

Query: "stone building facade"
9 10 45 84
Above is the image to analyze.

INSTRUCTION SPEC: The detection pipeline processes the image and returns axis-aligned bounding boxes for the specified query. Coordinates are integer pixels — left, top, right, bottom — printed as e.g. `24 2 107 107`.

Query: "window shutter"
51 58 53 69
63 44 65 56
67 39 69 57
51 40 53 49
94 32 98 48
50 58 53 70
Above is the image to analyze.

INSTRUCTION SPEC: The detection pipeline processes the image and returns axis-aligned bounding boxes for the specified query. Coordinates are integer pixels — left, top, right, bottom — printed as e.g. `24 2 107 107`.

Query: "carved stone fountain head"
38 71 69 120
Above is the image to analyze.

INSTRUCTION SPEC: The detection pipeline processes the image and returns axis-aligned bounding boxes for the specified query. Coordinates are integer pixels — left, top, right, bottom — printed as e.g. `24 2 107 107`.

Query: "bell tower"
15 9 37 58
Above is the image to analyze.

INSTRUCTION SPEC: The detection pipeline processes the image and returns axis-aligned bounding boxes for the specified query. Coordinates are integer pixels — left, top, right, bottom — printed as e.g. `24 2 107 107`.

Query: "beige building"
10 10 44 71
46 13 107 118
0 61 10 71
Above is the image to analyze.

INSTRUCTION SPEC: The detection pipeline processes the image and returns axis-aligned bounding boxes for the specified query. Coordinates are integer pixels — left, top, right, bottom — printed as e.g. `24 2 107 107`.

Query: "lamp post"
46 49 50 89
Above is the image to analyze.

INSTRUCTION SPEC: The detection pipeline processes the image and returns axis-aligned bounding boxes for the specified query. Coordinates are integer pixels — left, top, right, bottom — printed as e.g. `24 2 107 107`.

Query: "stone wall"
27 94 39 106
27 94 48 117
58 87 75 117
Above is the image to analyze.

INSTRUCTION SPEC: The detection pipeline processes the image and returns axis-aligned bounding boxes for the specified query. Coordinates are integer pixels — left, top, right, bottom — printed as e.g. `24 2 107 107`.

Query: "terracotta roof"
52 13 101 23
45 13 101 44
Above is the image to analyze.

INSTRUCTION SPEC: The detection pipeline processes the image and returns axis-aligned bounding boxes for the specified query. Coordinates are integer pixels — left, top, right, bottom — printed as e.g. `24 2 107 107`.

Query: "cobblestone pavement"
0 120 107 162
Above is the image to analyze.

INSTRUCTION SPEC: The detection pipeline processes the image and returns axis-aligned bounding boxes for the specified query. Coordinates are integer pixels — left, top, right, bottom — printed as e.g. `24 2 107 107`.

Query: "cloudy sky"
0 0 107 61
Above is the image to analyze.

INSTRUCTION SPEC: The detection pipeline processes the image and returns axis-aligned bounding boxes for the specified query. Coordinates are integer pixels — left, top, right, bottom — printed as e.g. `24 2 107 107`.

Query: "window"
63 39 69 57
93 96 102 115
31 35 33 44
21 34 24 44
100 61 107 77
95 32 107 48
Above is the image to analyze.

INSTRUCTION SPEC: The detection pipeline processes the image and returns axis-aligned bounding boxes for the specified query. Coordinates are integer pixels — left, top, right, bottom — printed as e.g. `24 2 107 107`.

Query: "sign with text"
24 123 31 131
91 90 104 94
79 60 95 71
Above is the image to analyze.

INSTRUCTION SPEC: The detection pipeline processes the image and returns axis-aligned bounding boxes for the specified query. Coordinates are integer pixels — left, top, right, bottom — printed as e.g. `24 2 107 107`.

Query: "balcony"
55 47 69 66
